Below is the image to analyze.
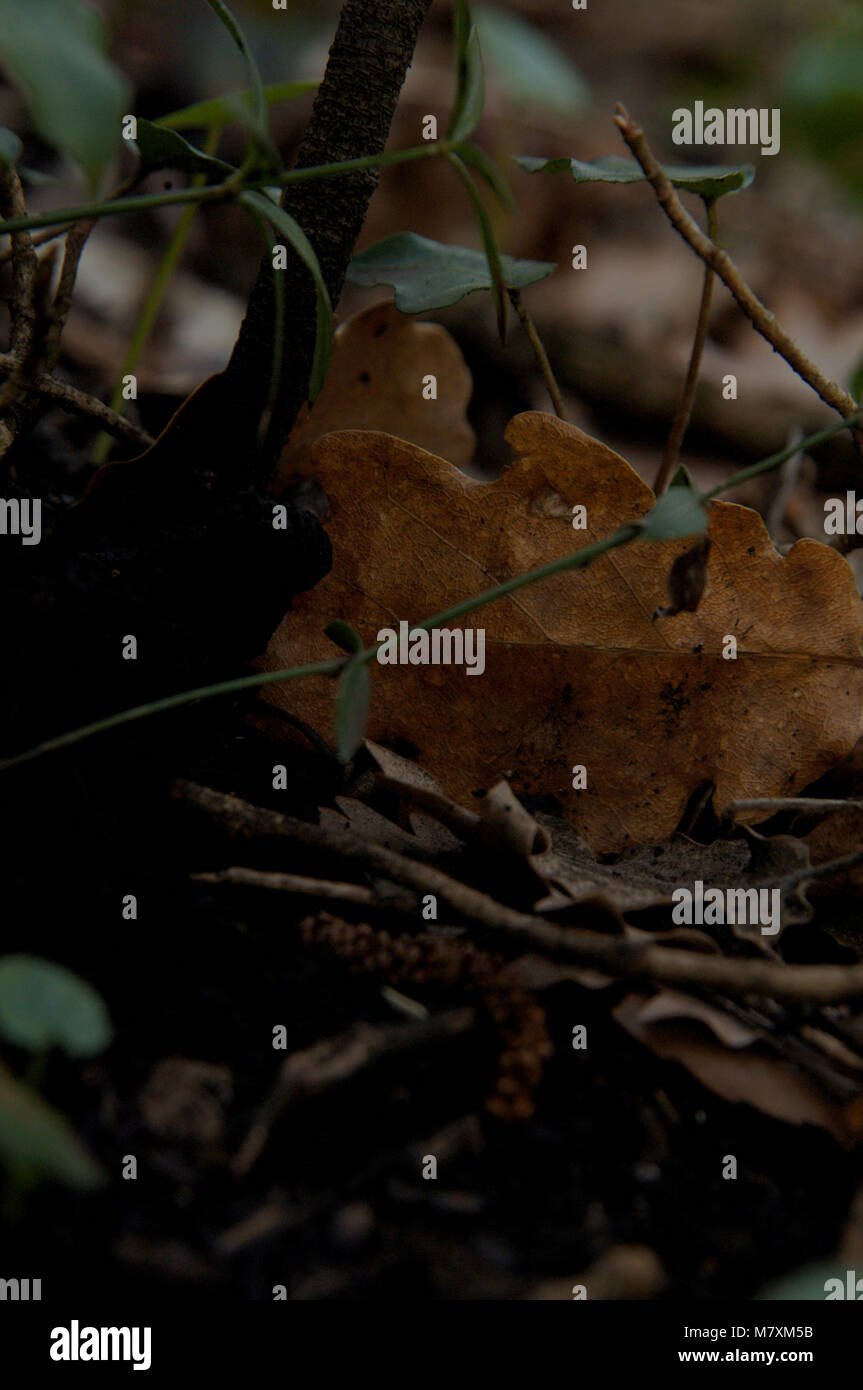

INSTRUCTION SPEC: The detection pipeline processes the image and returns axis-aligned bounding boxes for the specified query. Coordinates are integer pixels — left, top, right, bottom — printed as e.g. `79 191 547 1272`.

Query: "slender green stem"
702 408 863 501
91 126 225 465
240 198 286 445
509 288 566 419
0 144 445 239
446 150 508 339
206 1 267 138
0 525 638 773
653 197 718 496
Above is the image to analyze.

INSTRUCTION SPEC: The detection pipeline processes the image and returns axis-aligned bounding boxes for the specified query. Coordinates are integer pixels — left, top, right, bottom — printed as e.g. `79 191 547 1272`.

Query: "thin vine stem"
653 197 718 495
509 288 566 419
0 143 447 239
3 406 862 775
0 525 638 773
91 125 226 465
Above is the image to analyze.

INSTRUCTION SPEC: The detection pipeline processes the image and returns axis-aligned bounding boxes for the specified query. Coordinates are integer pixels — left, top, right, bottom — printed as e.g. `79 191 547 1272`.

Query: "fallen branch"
175 781 863 1002
0 353 152 445
614 104 863 450
194 865 417 914
232 1009 475 1176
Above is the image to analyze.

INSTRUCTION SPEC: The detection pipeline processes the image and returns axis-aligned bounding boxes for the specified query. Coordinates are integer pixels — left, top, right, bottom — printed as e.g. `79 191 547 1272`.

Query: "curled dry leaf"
276 301 475 491
613 992 856 1144
259 412 863 852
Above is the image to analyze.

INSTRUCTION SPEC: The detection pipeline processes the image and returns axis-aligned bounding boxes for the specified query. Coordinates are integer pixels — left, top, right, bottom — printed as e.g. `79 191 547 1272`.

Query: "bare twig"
232 1009 475 1176
0 223 73 266
727 797 863 819
174 781 863 1002
40 219 94 374
614 105 863 452
0 168 38 362
193 865 417 913
509 288 567 420
0 352 152 445
653 198 717 494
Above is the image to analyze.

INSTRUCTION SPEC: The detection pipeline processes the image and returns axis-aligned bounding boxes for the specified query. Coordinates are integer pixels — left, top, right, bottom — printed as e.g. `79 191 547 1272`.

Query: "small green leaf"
0 1060 104 1190
335 659 370 763
850 353 863 403
134 120 233 178
0 0 130 188
0 125 23 170
205 0 267 139
457 142 514 211
669 462 697 490
640 488 709 541
474 6 589 117
347 232 555 314
517 153 755 200
240 190 334 402
158 81 318 133
448 24 485 143
325 620 363 655
0 955 112 1058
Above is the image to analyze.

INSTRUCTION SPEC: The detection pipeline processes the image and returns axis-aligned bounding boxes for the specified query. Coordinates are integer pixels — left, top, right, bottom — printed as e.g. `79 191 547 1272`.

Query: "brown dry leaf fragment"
613 993 853 1144
806 807 863 896
276 301 475 491
259 412 863 852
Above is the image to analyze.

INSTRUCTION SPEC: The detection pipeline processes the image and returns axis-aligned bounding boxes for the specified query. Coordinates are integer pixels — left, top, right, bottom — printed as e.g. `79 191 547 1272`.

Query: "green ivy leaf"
157 81 318 133
849 352 863 403
0 955 112 1058
0 1061 104 1190
517 153 755 200
0 125 23 170
474 6 589 117
347 232 555 313
0 0 130 188
640 488 709 541
134 119 233 178
240 190 334 402
334 659 370 763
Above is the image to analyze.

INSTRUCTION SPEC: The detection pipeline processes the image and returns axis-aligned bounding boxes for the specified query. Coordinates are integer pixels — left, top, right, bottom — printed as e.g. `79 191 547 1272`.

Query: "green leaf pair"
517 153 755 201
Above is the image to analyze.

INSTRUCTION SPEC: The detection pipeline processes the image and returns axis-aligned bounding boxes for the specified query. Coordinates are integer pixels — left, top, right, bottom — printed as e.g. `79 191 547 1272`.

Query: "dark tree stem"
224 0 434 482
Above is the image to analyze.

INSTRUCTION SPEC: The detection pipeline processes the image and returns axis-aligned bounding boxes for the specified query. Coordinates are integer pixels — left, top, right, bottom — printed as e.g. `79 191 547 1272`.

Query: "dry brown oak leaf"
258 412 863 853
275 301 474 492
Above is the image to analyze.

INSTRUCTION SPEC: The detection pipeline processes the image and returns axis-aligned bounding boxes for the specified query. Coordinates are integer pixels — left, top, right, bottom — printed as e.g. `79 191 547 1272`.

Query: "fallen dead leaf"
613 992 855 1144
259 412 863 852
276 301 475 491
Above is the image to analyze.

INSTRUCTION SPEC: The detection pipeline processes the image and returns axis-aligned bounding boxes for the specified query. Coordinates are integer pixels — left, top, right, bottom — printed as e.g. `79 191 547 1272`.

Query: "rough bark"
225 0 433 480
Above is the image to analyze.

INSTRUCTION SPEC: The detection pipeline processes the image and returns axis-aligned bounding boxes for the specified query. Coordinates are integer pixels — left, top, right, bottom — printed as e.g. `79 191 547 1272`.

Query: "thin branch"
0 168 38 361
175 781 863 1003
653 198 717 494
509 289 566 419
726 797 863 818
0 352 152 445
614 105 862 450
40 218 94 375
232 1009 475 1176
193 866 418 913
0 223 73 266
